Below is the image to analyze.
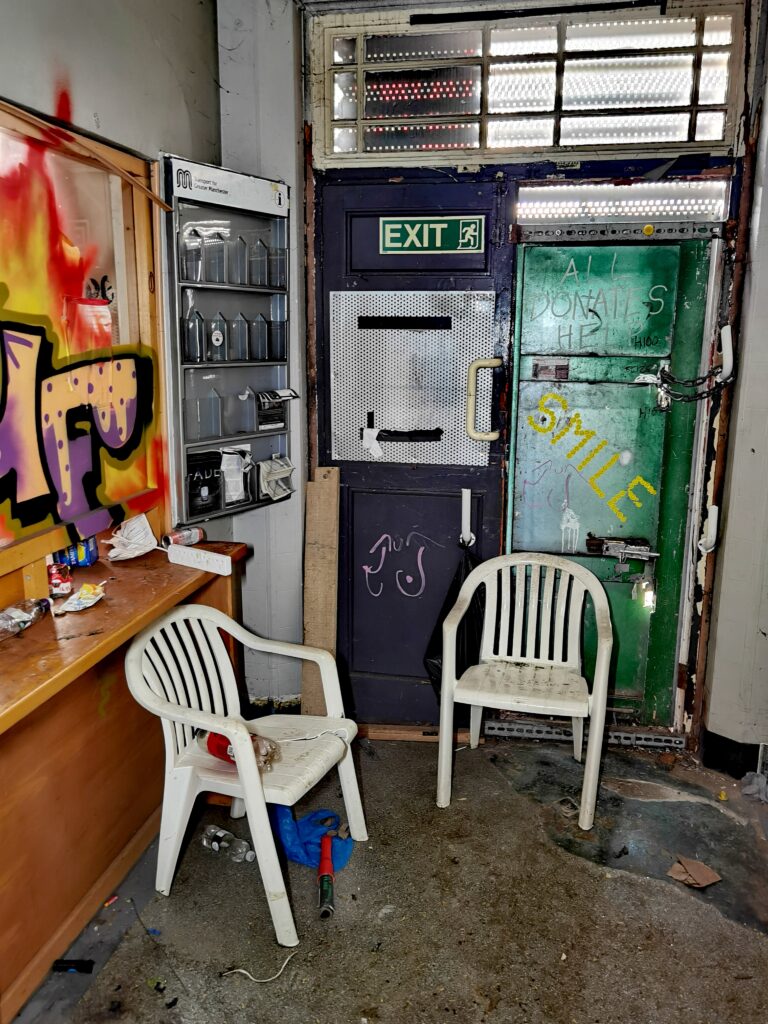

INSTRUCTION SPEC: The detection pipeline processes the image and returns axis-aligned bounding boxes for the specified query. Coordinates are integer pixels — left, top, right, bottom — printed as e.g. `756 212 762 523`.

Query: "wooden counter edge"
0 542 248 737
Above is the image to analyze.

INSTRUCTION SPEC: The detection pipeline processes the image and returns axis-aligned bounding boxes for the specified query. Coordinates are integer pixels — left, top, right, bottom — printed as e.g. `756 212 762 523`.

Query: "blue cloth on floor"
271 807 354 871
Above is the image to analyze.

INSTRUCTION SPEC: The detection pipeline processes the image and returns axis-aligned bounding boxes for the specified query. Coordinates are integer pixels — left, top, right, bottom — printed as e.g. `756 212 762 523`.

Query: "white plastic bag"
102 513 159 561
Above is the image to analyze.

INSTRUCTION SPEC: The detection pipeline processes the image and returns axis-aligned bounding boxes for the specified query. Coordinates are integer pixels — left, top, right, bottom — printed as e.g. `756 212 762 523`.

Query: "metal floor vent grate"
330 290 495 465
485 717 685 750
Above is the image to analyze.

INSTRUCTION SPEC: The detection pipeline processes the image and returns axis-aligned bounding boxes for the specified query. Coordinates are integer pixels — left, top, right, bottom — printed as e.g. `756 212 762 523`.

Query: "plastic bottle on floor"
229 838 256 864
202 825 234 852
202 825 255 863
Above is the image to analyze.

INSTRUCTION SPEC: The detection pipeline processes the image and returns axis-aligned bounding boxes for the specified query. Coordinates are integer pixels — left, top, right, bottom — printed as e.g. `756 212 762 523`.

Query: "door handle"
466 357 502 441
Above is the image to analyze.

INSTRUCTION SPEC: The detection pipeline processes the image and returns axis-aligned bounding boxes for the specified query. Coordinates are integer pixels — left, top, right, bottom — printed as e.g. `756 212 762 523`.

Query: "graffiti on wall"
527 391 657 526
0 127 156 544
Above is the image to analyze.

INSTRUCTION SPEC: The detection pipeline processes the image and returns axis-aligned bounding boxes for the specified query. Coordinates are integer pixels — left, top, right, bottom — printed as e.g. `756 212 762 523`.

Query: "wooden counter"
0 543 247 1023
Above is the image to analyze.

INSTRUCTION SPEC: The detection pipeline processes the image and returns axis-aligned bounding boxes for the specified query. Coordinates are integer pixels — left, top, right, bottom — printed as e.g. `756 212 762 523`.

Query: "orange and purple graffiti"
0 128 155 543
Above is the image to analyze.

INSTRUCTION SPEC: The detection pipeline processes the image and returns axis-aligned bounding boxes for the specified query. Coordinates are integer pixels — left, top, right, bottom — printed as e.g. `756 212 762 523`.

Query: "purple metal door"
315 173 512 723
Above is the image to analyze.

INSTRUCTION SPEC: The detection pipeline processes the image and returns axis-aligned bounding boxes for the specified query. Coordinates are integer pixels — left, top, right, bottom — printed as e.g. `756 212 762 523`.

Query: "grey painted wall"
0 0 220 162
218 0 307 700
705 89 768 746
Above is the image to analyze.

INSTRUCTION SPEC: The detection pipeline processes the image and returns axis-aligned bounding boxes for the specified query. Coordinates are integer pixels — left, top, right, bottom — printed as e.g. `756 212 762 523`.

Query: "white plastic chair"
436 553 613 830
124 604 368 947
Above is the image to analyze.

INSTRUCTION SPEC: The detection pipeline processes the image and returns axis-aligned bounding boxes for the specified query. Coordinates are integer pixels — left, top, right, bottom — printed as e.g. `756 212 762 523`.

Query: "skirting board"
1 808 161 1024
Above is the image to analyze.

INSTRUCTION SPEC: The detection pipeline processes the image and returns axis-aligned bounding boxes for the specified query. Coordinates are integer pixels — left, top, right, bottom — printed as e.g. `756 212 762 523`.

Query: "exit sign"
379 215 485 254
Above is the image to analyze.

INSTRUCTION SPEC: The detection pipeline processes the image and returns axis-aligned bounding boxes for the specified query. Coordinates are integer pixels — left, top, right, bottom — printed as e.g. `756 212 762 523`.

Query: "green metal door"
511 242 708 723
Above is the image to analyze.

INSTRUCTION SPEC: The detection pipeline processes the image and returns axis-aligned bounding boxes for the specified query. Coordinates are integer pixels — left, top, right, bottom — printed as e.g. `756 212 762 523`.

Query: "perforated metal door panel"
330 290 495 465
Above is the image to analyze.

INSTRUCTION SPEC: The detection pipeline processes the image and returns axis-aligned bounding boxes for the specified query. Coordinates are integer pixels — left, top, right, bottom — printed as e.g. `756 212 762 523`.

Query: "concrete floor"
19 739 768 1024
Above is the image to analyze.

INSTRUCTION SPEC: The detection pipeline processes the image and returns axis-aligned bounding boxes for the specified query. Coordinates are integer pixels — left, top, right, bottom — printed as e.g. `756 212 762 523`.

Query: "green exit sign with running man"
379 215 485 254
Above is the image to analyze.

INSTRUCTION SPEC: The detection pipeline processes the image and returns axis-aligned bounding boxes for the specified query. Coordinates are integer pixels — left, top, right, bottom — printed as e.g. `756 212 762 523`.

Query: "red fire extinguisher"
317 833 334 918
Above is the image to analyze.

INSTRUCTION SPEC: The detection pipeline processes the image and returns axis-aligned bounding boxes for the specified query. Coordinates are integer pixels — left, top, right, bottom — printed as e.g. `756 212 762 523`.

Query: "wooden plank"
358 724 483 744
21 557 48 600
302 468 340 715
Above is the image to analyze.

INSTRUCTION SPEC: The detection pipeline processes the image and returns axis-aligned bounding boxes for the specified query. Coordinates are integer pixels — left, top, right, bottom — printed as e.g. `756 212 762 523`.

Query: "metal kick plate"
330 290 495 466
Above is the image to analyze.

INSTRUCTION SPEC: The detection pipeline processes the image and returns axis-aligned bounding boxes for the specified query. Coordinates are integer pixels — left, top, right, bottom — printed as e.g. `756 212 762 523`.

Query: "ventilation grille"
330 290 495 465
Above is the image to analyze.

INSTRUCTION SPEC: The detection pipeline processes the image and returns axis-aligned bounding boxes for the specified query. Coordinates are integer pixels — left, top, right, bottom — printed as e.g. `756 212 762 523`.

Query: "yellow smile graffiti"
527 391 657 524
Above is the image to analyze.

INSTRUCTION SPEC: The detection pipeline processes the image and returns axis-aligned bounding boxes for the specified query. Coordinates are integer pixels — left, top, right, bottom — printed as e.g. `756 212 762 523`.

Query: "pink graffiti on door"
362 531 445 599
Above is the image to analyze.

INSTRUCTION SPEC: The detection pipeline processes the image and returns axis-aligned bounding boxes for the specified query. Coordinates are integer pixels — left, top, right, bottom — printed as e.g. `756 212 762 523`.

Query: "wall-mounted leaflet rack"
162 156 295 526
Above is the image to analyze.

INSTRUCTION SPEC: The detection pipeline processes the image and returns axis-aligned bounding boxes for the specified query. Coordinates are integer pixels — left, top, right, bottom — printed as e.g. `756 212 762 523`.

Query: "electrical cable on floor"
126 897 191 995
221 951 297 984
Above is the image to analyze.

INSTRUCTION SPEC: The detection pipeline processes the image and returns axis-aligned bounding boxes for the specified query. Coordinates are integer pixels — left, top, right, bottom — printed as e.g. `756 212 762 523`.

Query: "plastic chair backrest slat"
497 565 511 657
172 618 212 714
526 564 541 659
553 571 570 664
200 619 241 715
146 634 192 754
566 580 586 670
512 564 525 659
480 571 498 660
187 618 226 716
143 646 184 758
165 620 209 717
540 565 556 662
151 630 195 753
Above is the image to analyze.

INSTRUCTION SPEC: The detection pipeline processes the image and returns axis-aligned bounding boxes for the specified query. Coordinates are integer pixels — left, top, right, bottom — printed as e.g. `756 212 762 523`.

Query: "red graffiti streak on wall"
54 82 73 125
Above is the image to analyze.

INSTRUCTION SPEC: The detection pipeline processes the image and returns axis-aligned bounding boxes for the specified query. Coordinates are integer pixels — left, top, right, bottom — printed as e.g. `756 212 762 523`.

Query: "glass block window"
517 180 729 222
565 18 697 51
562 55 695 110
488 118 555 149
365 31 482 63
560 113 692 146
363 122 480 153
489 63 557 113
317 7 741 165
333 37 356 65
490 25 558 56
365 66 481 120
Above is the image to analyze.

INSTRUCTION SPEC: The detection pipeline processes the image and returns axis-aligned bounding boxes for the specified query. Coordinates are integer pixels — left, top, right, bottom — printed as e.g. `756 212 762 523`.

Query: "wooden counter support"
0 544 246 1023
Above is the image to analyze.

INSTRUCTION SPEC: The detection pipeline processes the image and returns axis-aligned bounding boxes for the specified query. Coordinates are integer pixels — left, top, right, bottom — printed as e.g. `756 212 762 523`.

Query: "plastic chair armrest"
223 621 345 718
441 593 473 694
137 692 251 743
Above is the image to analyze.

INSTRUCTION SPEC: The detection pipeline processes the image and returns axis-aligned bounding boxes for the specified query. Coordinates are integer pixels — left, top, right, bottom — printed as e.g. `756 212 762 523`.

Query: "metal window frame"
310 3 745 168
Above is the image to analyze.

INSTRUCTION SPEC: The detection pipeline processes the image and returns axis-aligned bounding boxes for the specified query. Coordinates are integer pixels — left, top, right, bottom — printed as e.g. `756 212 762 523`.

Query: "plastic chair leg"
156 768 199 896
436 699 454 808
572 717 584 763
242 788 299 947
578 706 606 831
230 797 246 819
337 742 368 842
469 705 483 749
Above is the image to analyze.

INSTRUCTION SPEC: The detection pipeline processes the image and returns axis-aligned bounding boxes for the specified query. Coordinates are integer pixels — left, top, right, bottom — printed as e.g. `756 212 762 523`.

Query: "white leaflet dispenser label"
170 158 288 215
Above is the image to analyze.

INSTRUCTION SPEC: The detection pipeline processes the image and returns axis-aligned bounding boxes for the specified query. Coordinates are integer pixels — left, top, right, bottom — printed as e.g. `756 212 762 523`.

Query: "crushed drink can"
161 528 206 548
48 562 72 597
